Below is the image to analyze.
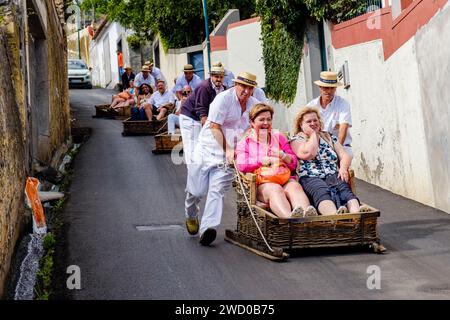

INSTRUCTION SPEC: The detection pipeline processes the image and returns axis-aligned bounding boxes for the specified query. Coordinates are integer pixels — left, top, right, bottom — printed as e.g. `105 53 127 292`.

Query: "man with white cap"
307 71 353 157
180 64 227 236
185 71 259 246
174 64 202 100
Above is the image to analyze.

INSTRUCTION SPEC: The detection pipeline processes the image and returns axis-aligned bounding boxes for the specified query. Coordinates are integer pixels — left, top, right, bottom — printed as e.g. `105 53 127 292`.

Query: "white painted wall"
226 21 265 87
206 9 450 212
331 39 434 206
89 22 131 89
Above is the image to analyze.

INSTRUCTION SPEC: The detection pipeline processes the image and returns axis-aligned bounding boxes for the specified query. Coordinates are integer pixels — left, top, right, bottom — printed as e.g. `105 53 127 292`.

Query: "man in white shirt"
134 65 156 93
145 61 167 85
147 79 175 121
185 72 260 246
307 71 353 157
252 86 269 104
174 64 202 100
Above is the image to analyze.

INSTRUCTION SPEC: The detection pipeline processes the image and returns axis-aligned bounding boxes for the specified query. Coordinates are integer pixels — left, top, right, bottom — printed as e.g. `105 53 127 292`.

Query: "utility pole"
202 0 211 71
75 0 81 59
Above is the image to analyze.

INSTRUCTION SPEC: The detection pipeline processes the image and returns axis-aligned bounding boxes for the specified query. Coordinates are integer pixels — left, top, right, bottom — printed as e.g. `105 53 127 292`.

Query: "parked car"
68 59 92 89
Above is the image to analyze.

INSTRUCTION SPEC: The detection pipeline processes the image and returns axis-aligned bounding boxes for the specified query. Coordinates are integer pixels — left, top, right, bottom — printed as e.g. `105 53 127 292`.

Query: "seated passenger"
131 83 153 120
110 81 135 109
235 103 317 218
168 85 192 134
148 79 175 121
111 79 136 111
290 106 368 215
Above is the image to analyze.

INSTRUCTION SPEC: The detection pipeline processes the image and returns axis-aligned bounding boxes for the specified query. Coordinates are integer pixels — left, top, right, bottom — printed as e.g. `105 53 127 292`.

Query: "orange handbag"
255 163 291 185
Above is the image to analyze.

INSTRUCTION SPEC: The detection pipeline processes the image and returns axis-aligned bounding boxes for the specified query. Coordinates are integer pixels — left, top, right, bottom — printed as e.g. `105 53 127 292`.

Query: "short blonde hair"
249 103 274 122
292 106 324 135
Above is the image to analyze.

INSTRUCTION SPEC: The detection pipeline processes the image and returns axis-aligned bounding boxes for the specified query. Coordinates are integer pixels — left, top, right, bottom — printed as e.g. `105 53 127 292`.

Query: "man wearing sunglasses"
180 64 227 237
168 85 192 135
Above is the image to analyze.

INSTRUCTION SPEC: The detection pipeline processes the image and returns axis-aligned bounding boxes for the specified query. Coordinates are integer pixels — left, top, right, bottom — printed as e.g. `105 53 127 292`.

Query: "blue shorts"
299 173 359 208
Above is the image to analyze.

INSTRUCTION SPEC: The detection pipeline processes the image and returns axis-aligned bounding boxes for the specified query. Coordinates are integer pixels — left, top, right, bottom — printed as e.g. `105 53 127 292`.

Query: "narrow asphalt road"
63 88 450 300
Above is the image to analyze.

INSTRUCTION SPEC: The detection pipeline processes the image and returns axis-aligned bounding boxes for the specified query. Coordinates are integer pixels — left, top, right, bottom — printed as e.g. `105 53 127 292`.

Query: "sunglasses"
181 91 191 96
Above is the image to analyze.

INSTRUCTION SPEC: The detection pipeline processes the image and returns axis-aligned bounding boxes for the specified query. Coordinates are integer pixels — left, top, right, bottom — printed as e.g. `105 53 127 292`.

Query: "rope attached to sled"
232 162 275 253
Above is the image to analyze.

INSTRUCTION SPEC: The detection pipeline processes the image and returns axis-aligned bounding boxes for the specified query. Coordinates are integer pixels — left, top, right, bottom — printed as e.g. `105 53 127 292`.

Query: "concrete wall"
207 3 449 213
414 2 450 213
331 38 434 206
226 20 265 87
0 0 70 296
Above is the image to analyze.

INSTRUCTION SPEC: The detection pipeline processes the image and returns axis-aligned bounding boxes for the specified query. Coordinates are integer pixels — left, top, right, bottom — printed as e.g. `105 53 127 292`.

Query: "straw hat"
233 71 257 87
314 71 343 87
141 65 150 72
144 61 154 67
183 64 194 72
124 65 132 70
209 65 225 75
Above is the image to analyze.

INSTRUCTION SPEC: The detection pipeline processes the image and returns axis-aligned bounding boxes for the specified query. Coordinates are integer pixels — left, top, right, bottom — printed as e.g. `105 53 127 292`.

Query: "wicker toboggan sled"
225 169 386 261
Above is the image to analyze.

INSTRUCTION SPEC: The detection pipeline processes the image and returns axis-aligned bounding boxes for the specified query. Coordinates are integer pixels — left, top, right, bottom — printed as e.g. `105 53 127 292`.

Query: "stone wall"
0 28 27 298
0 0 70 296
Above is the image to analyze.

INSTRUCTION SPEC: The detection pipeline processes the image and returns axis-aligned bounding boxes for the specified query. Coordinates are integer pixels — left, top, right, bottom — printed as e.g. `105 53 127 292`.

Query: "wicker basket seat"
225 170 385 260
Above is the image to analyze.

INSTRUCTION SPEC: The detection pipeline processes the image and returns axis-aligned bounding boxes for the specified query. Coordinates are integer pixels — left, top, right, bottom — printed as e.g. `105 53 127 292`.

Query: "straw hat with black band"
233 71 257 87
141 65 150 72
183 64 195 72
314 71 343 88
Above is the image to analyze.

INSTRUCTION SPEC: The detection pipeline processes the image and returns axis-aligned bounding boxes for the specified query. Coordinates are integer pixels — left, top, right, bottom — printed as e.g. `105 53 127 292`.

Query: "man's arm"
337 123 349 146
194 86 211 126
210 122 234 162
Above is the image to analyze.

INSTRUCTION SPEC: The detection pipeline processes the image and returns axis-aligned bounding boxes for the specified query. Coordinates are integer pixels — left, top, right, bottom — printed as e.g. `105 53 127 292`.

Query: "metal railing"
345 0 384 21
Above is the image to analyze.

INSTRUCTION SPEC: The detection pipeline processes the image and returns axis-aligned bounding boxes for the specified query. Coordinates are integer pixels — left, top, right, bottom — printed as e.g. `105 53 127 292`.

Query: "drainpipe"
202 0 211 71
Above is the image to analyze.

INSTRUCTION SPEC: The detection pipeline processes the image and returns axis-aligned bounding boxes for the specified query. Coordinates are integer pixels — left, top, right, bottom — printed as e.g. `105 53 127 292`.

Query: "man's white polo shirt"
307 95 352 147
197 87 259 163
149 90 174 108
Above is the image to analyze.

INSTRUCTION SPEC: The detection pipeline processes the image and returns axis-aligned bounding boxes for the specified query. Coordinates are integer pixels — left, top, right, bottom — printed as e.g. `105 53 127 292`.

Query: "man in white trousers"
179 65 227 237
185 71 259 246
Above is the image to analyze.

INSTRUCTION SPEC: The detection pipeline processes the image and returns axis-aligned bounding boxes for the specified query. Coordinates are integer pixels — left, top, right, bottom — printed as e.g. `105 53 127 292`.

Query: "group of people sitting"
178 67 369 246
108 61 198 130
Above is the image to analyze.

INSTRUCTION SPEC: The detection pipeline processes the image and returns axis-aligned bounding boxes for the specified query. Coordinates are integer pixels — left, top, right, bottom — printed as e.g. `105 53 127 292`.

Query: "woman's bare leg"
110 97 124 108
257 183 292 218
318 200 337 216
347 199 360 213
283 180 310 211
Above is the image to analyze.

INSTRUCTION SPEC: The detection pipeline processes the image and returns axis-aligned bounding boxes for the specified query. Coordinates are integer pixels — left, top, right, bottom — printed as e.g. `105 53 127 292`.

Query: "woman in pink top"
235 103 317 218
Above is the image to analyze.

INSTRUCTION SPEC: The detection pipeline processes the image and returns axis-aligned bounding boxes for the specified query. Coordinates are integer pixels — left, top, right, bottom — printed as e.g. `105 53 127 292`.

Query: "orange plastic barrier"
25 177 46 229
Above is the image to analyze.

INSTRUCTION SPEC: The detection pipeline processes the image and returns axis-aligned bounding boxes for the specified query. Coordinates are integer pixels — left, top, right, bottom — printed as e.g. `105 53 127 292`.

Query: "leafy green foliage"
256 0 308 105
257 0 367 104
304 0 367 23
81 0 255 50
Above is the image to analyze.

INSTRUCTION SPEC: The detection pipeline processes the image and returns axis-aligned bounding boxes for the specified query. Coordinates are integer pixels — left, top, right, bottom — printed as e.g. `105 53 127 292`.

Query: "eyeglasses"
182 91 191 96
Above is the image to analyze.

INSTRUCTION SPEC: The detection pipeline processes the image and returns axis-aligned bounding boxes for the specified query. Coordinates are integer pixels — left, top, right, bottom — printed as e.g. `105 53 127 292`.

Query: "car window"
68 60 87 70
